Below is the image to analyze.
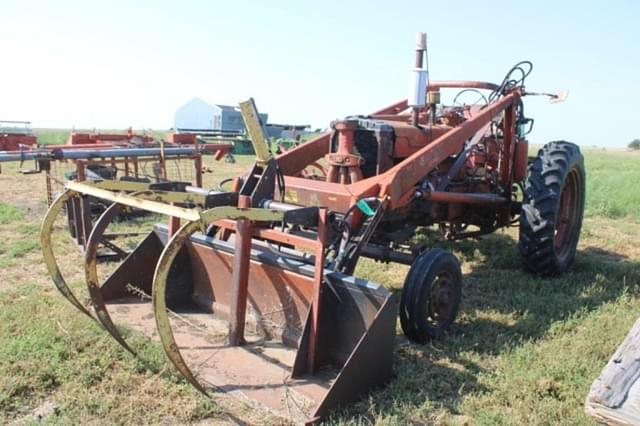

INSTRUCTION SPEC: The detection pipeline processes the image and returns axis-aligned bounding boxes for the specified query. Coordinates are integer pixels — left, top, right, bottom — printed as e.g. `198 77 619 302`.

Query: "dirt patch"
15 399 59 424
0 163 48 215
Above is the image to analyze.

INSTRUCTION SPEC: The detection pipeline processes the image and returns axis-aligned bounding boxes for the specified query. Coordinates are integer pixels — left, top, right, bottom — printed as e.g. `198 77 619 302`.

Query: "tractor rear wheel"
519 141 585 275
400 248 462 342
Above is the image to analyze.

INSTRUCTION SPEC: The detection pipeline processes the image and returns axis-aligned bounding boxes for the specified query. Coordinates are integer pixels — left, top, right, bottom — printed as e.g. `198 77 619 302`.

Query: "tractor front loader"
41 33 585 424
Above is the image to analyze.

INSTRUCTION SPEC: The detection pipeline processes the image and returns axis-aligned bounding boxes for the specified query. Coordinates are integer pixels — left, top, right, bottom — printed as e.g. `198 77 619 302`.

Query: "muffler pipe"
409 32 428 127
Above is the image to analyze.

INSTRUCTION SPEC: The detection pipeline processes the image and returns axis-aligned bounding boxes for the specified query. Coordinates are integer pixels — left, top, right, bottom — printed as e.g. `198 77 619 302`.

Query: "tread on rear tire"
519 141 585 275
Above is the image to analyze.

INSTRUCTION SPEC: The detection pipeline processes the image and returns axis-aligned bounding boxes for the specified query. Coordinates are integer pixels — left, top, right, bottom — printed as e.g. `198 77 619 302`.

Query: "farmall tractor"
41 33 585 423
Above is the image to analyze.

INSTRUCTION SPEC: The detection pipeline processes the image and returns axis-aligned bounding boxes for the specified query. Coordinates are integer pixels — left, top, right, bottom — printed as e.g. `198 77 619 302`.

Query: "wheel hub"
429 274 453 322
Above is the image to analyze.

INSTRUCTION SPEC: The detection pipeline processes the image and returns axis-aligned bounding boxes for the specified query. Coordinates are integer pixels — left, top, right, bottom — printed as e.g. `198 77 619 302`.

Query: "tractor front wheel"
519 141 585 275
400 248 462 343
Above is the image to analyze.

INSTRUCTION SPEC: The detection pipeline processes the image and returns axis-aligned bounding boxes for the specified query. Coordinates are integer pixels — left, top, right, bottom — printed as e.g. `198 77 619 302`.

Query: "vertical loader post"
308 208 328 373
229 195 253 346
168 216 181 237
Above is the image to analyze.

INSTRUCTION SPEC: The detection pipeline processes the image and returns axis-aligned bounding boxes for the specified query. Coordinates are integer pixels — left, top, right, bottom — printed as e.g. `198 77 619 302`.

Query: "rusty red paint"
307 208 327 373
513 139 529 182
228 195 252 346
0 133 37 151
275 87 521 212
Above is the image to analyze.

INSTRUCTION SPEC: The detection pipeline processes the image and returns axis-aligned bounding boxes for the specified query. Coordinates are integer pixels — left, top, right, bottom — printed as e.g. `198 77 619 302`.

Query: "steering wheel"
452 89 489 108
298 162 327 180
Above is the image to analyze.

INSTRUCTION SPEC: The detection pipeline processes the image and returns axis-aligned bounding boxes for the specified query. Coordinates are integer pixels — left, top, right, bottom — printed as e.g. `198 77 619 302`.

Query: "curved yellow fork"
152 206 285 395
152 219 207 394
41 189 93 318
85 191 151 354
85 190 185 355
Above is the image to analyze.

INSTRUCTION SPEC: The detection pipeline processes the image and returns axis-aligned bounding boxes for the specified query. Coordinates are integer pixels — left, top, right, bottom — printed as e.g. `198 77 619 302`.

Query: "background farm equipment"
66 128 154 145
0 120 37 173
0 120 37 150
0 138 232 260
41 33 585 423
42 145 217 260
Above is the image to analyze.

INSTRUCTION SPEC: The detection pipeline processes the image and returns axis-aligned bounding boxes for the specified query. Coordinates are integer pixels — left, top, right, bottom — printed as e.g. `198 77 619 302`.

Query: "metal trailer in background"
0 120 37 153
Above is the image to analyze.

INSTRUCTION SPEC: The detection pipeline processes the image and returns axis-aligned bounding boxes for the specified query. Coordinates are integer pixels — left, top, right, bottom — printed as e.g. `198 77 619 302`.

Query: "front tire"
519 141 585 275
400 249 462 343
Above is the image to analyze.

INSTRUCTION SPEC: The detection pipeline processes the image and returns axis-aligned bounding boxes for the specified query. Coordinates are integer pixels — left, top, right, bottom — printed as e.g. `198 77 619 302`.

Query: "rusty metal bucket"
41 183 397 424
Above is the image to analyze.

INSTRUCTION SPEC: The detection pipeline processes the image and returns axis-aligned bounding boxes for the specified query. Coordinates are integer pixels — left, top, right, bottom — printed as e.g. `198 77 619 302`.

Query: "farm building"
174 97 268 135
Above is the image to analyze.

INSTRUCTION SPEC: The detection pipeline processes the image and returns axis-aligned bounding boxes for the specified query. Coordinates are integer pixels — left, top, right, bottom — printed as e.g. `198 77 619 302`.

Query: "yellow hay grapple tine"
84 190 165 356
152 207 285 396
41 189 93 318
152 220 208 394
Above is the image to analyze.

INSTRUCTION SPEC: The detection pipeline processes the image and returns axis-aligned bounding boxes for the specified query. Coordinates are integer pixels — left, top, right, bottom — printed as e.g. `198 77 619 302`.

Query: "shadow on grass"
448 232 640 356
333 232 640 423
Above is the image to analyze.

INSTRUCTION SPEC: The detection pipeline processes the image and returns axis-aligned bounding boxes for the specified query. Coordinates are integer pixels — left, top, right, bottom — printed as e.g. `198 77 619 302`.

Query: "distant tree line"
629 139 640 150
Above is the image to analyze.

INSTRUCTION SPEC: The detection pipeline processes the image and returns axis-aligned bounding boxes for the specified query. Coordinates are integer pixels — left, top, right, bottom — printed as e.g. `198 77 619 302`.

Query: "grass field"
0 147 638 425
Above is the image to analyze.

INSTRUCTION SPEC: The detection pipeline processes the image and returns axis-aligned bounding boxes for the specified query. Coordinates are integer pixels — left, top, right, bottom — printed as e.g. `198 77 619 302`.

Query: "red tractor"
42 33 585 423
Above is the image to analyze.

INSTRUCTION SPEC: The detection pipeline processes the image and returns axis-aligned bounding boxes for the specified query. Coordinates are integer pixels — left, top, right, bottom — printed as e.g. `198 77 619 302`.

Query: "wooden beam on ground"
585 317 640 425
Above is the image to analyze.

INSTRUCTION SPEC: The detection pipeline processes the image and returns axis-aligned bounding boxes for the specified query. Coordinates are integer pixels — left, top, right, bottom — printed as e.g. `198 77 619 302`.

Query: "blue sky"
1 0 638 146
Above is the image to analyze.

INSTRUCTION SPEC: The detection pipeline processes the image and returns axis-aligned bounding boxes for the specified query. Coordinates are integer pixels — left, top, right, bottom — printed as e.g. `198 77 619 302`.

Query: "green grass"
0 202 25 224
5 239 39 258
33 129 70 145
582 149 640 221
0 288 221 423
0 148 638 424
337 227 640 425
